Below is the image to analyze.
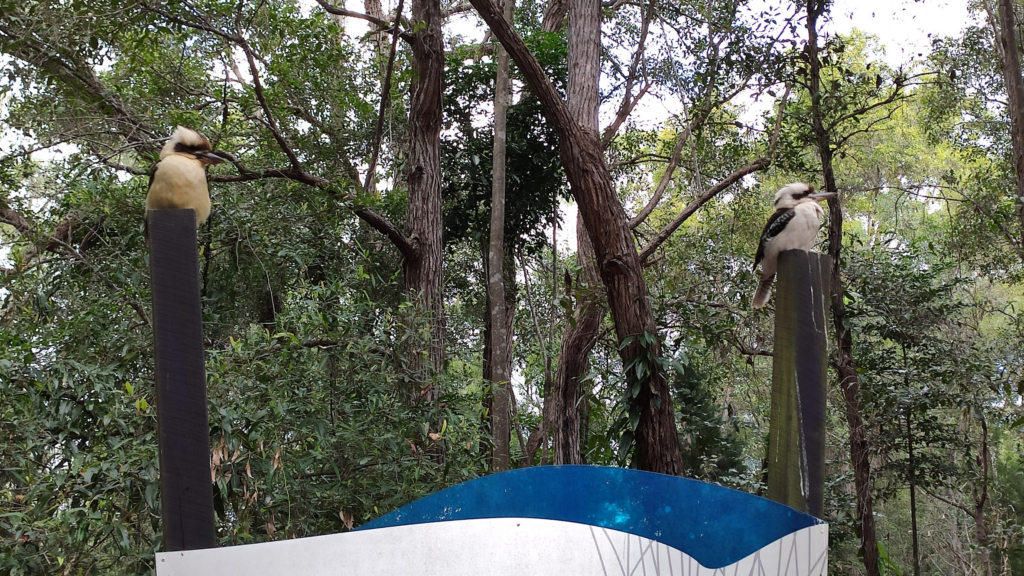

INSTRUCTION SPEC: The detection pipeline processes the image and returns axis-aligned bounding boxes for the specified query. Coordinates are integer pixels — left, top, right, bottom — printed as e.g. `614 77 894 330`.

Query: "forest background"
1 0 1024 574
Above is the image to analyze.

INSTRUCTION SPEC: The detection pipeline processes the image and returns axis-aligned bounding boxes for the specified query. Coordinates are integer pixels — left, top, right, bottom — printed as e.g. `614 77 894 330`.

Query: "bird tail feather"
752 275 775 309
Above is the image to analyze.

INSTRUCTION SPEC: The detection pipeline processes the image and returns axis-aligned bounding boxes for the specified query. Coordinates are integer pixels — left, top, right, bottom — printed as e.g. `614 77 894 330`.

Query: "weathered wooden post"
148 209 216 551
767 249 831 519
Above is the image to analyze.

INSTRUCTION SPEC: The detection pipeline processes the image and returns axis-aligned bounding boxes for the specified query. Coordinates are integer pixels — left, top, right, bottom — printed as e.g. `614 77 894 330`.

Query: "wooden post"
148 209 216 551
766 250 831 519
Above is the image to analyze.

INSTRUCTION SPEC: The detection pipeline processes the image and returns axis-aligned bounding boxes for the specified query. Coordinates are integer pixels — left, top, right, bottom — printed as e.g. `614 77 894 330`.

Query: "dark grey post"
766 250 831 519
148 209 216 550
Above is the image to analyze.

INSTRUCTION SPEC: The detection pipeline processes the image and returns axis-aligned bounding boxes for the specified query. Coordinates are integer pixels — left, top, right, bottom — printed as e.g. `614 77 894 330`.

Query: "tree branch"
316 0 414 42
921 486 975 516
600 0 654 147
638 157 769 262
353 207 417 259
628 115 699 229
470 0 577 140
363 0 407 193
443 2 475 17
237 39 305 172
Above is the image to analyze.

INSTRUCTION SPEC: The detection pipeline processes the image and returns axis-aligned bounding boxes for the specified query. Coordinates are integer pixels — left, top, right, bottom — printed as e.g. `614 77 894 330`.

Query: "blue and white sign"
156 466 828 575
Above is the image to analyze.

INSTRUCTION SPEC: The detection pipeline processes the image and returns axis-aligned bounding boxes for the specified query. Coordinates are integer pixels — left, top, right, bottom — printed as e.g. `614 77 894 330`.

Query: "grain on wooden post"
148 209 216 551
766 250 831 519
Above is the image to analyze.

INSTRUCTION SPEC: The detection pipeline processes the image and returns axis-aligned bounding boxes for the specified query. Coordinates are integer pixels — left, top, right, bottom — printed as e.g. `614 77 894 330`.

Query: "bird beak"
196 151 227 165
809 192 836 201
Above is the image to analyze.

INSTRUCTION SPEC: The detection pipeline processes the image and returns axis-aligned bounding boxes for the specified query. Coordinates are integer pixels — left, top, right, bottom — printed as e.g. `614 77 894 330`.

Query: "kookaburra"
145 126 225 226
752 182 836 309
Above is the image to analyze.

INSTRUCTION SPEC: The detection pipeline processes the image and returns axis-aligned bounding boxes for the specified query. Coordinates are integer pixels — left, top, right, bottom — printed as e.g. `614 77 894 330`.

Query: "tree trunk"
469 0 684 474
551 215 602 464
365 0 390 69
541 0 567 31
405 0 445 385
973 416 993 576
805 1 879 574
908 410 921 576
546 0 605 466
488 0 515 472
996 0 1024 256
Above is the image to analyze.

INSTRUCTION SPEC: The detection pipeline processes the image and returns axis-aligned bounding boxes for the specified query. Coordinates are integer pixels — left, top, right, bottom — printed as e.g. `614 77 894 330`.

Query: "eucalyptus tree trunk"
805 1 879 574
488 0 515 472
550 216 602 464
469 0 684 474
365 0 390 68
546 0 606 466
996 0 1024 257
405 0 446 384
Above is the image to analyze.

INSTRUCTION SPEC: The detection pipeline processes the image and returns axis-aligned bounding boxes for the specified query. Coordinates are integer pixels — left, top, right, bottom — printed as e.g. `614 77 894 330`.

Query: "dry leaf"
339 510 354 530
428 432 441 441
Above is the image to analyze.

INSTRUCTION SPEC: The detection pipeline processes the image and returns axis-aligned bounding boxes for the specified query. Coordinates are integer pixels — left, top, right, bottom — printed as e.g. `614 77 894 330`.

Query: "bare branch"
237 41 305 172
768 84 792 157
443 2 475 17
600 0 655 147
611 152 670 168
139 2 242 43
353 207 417 259
639 157 770 262
316 0 413 42
208 151 414 256
921 486 975 516
364 0 407 193
628 92 731 230
628 121 694 229
601 81 651 148
0 201 34 236
825 83 912 134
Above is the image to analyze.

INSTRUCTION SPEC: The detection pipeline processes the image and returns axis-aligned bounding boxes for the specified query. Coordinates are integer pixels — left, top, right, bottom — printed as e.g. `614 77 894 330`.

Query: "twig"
363 0 407 193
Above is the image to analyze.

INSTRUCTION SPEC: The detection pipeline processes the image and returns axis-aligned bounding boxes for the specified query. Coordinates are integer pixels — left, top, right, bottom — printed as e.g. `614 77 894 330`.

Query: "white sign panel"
157 466 828 575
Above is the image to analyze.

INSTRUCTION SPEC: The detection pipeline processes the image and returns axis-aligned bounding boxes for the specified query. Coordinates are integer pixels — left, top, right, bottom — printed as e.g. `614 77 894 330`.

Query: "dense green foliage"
2 0 1024 575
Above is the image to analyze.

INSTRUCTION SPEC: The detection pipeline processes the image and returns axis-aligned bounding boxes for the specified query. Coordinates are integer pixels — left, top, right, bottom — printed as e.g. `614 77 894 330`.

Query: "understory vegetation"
1 0 1023 574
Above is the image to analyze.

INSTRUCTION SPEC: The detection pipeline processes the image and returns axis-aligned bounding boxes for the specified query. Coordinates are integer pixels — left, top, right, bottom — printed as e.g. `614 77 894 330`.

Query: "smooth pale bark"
405 0 446 385
488 0 514 472
469 0 684 474
996 0 1024 257
805 1 879 573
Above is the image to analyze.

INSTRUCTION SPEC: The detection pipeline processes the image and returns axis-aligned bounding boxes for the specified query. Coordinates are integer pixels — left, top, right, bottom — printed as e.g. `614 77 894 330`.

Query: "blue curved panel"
359 465 823 569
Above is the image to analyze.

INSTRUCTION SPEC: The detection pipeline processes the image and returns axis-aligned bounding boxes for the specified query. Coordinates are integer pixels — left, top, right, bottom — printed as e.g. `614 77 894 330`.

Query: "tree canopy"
2 0 1024 574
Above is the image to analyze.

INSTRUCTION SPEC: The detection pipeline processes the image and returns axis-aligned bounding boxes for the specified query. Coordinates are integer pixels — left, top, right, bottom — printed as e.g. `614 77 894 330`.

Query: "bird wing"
753 208 795 271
